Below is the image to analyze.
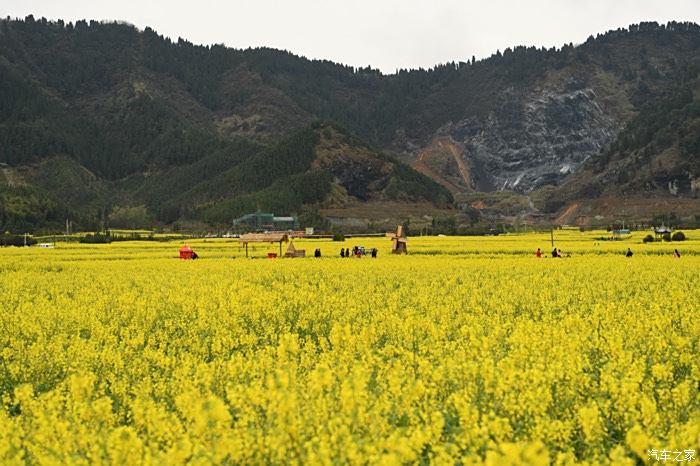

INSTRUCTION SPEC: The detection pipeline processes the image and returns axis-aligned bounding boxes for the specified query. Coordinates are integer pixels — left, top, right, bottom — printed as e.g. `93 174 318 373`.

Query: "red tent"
179 245 194 260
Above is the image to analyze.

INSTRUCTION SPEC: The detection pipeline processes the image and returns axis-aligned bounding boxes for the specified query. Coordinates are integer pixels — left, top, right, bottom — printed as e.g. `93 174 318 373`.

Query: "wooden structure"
239 233 289 258
284 241 306 258
386 225 408 254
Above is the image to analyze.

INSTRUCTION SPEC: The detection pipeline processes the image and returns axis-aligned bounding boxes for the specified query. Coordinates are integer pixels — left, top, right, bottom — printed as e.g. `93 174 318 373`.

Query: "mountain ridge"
1 16 699 231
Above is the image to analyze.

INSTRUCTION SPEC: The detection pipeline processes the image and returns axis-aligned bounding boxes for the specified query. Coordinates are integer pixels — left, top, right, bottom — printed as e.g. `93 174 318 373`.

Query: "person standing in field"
340 248 345 258
552 247 558 258
626 248 633 257
673 249 681 258
536 248 542 258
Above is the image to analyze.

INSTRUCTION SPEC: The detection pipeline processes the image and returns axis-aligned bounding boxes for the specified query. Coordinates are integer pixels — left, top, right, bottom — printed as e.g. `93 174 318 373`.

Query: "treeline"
0 17 139 97
78 231 177 243
3 16 698 150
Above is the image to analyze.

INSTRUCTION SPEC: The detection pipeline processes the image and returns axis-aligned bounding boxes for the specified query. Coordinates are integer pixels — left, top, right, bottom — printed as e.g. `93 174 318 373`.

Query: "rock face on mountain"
546 74 700 215
441 84 621 192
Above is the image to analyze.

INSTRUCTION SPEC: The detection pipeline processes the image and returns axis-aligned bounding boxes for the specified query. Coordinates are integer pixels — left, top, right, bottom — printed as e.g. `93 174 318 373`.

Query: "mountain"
1 16 699 231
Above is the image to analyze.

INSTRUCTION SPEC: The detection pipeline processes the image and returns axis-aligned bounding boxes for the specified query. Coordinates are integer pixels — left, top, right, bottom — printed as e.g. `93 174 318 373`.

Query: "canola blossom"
0 231 699 465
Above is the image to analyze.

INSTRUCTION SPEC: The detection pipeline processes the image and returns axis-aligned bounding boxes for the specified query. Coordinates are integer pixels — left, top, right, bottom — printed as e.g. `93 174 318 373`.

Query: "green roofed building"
232 211 299 232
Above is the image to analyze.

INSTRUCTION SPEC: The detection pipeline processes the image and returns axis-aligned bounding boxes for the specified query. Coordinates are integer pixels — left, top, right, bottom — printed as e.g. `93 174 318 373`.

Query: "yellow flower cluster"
0 233 698 464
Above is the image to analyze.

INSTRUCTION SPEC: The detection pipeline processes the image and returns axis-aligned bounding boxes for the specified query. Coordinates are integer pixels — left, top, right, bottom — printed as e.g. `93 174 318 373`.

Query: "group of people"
340 246 378 258
535 248 569 258
535 247 682 258
185 241 686 260
182 245 385 259
309 247 385 258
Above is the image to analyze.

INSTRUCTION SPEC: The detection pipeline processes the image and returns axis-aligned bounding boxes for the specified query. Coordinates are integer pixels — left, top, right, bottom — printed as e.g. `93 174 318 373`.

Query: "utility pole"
550 228 554 248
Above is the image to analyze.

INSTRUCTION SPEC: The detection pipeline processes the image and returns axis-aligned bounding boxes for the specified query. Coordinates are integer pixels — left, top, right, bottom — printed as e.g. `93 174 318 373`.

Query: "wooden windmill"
386 224 408 254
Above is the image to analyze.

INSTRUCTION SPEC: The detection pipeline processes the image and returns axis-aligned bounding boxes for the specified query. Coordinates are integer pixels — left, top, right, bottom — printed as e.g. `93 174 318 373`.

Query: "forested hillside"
1 16 699 231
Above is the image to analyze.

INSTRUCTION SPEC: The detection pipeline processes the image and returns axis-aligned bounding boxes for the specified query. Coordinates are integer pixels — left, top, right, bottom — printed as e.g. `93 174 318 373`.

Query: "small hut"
284 241 306 258
386 225 408 254
239 233 289 258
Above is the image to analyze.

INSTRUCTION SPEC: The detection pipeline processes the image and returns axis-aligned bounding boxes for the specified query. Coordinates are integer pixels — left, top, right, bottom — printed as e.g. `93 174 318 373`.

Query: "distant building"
232 211 299 232
654 225 673 239
611 229 630 240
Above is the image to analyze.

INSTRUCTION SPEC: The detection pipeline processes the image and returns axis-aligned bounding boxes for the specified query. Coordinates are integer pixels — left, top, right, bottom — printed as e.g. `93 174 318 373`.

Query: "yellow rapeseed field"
1 231 698 465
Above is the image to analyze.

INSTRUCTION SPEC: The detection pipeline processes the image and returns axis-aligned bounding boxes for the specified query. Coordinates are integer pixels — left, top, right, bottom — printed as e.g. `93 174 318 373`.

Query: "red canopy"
179 245 194 259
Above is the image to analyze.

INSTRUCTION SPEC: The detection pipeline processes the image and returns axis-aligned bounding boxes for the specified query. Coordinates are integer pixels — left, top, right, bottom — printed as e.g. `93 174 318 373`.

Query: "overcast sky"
2 1 698 73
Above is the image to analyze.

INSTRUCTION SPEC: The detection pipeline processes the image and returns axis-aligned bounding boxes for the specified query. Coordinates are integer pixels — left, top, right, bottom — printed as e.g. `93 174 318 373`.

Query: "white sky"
1 0 698 73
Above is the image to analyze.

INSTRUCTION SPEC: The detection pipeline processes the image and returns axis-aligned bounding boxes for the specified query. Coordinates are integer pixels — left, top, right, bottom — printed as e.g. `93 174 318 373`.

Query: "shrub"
79 233 112 244
643 234 655 243
332 232 345 242
671 231 686 241
662 232 672 242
